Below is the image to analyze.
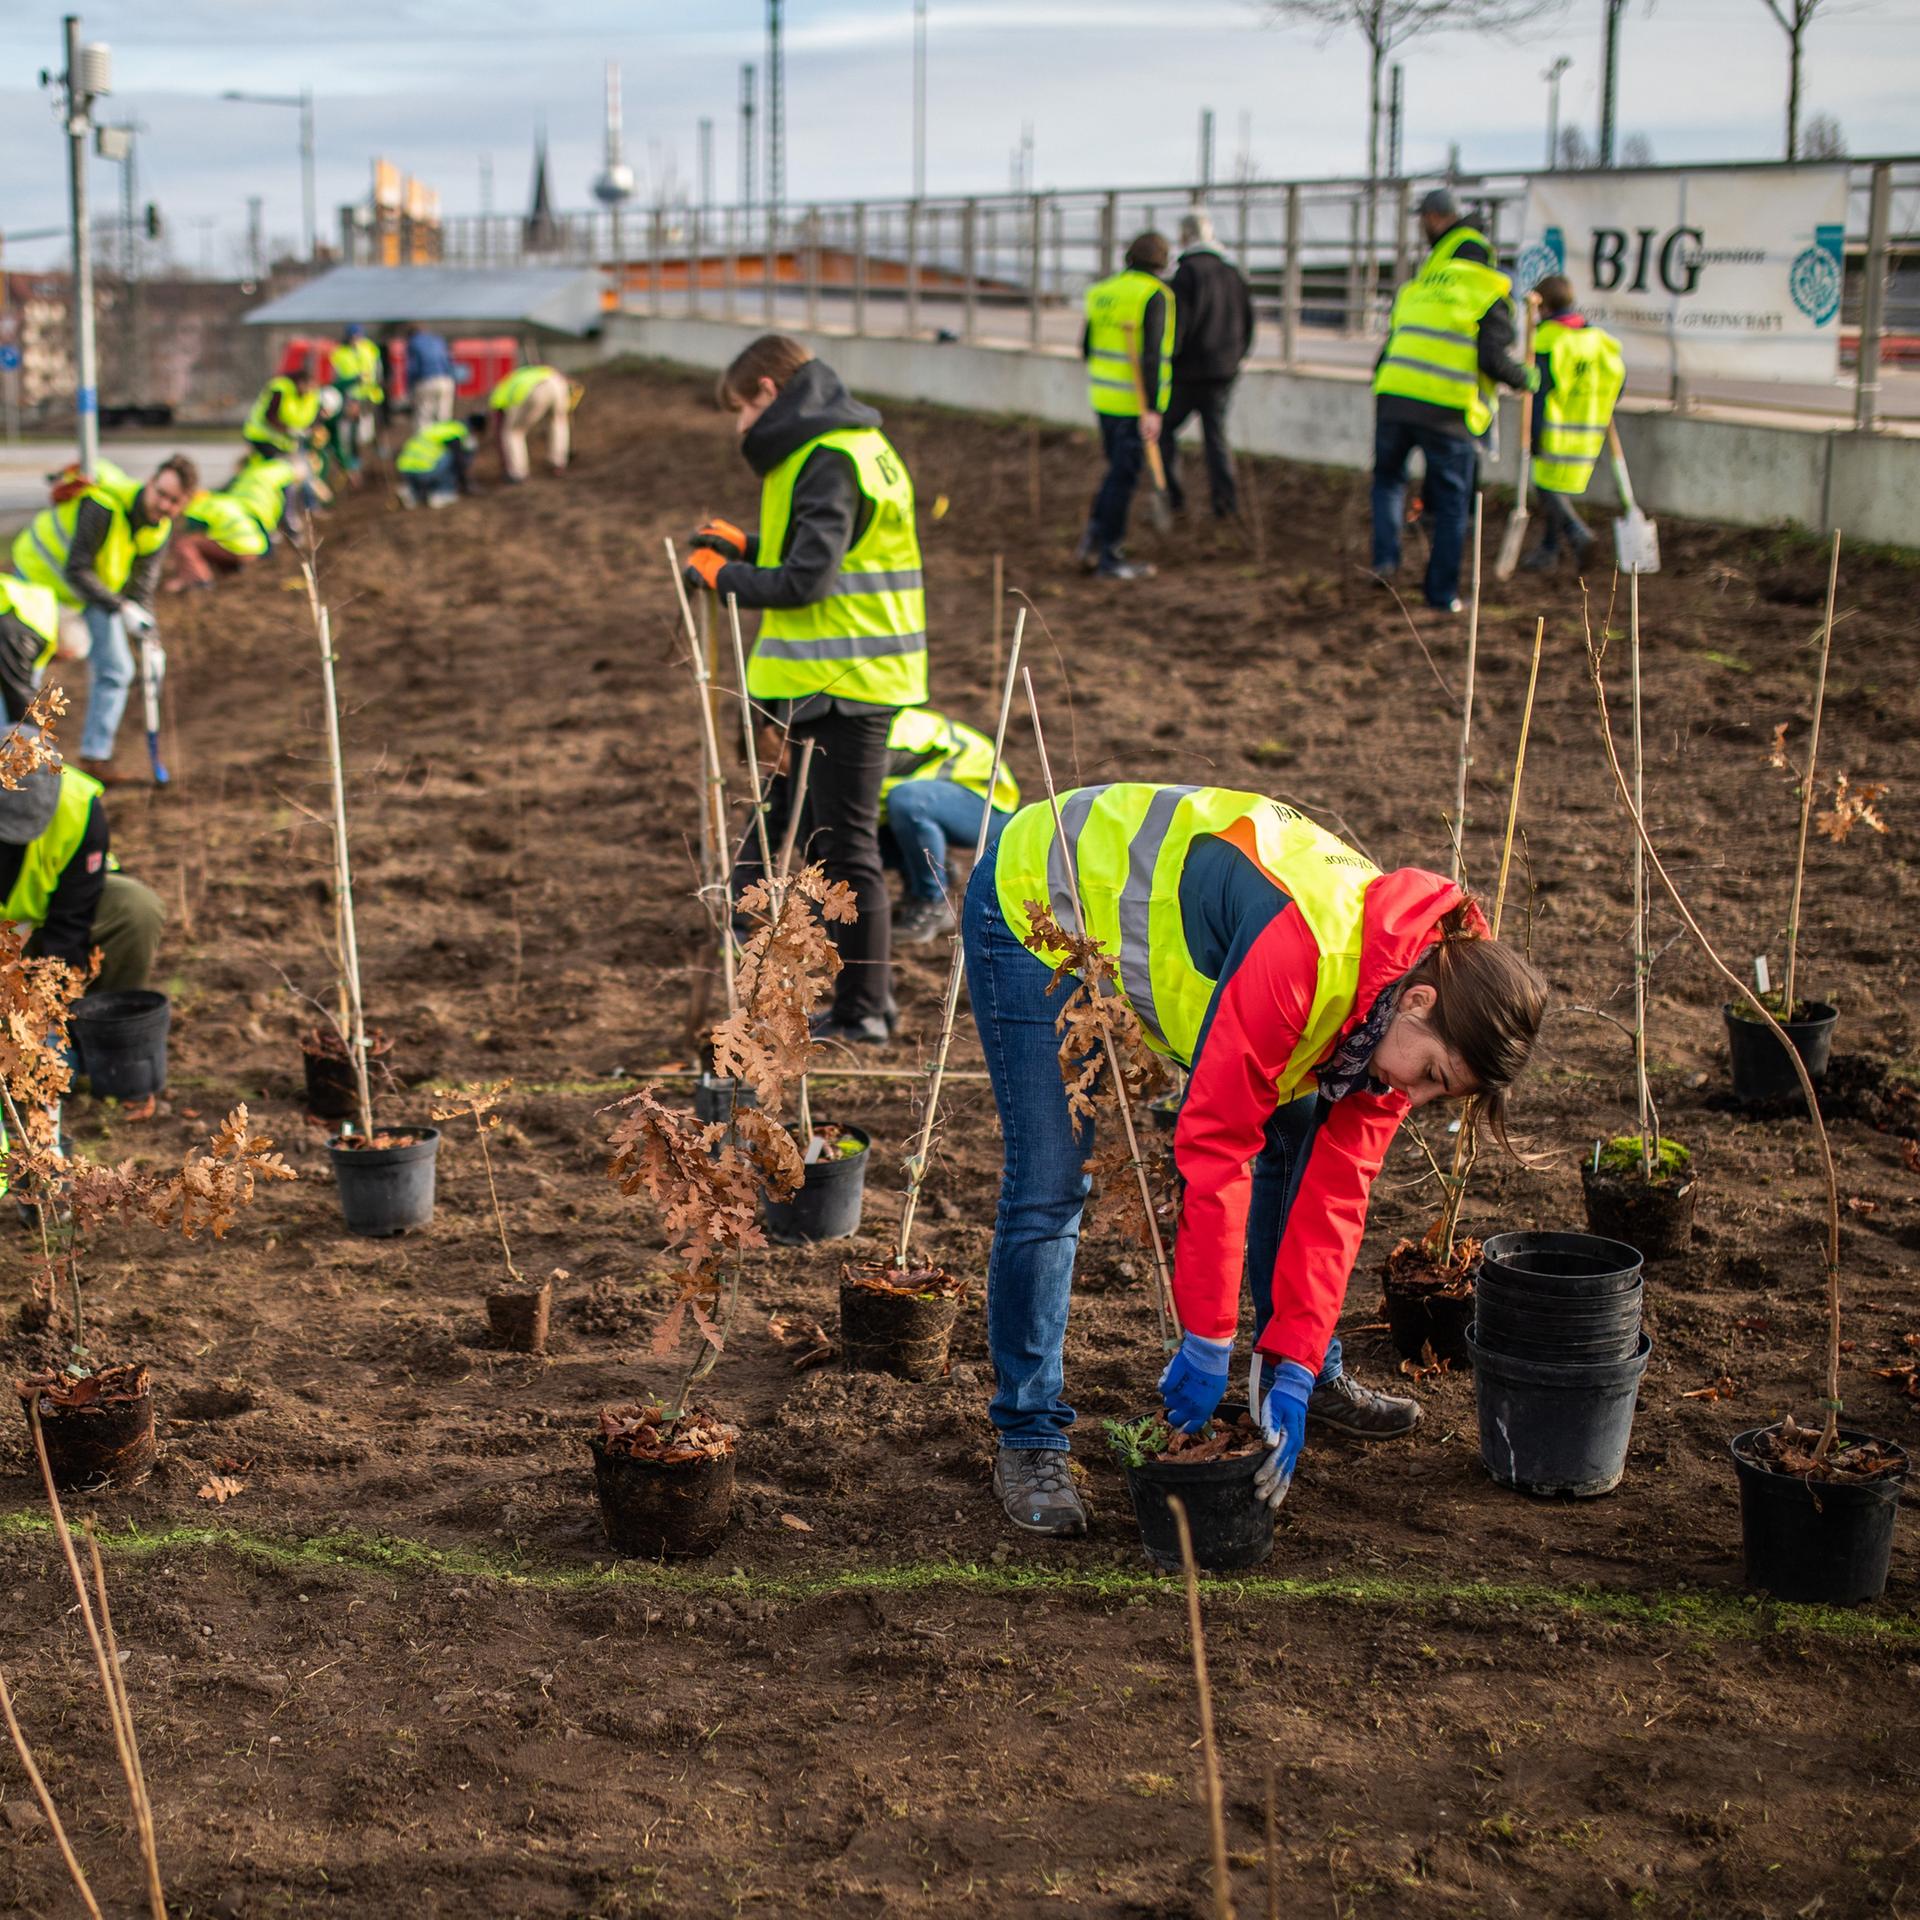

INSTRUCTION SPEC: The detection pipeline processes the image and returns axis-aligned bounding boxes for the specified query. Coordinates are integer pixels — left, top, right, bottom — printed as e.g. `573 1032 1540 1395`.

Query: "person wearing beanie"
1165 211 1255 520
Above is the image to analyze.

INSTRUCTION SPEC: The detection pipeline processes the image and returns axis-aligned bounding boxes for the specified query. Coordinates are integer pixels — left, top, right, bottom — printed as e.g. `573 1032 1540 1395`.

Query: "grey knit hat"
1418 187 1460 222
0 728 64 844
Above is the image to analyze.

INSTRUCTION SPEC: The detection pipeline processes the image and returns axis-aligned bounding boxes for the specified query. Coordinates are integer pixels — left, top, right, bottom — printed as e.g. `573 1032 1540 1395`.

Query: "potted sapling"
1726 537 1890 1105
1589 573 1907 1602
1577 577 1699 1261
300 551 439 1232
596 910 811 1555
841 624 1028 1377
432 1080 560 1353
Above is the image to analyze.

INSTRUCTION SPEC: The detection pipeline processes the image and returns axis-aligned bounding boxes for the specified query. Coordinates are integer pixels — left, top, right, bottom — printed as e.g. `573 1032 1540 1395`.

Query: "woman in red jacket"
964 784 1547 1537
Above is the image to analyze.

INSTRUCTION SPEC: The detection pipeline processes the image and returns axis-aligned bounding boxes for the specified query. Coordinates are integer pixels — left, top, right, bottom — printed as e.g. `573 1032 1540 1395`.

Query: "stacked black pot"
1466 1231 1652 1497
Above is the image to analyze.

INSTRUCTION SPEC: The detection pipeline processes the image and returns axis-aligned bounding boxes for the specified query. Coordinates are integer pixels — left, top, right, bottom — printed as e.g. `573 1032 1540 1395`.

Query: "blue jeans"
1371 416 1480 610
887 780 1000 901
79 604 134 763
1085 414 1145 564
964 839 1341 1452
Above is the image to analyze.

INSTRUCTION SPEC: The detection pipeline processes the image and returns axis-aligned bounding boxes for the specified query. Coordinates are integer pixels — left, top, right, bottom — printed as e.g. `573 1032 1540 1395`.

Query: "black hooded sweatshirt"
711 360 884 612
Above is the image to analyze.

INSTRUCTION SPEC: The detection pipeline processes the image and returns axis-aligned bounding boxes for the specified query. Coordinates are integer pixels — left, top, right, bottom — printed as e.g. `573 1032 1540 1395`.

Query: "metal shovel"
1126 323 1174 533
1494 305 1538 579
1607 422 1661 575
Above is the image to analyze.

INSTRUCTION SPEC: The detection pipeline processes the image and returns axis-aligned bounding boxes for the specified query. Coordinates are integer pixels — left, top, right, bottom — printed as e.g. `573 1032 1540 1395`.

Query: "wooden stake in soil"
1782 530 1843 1018
1264 1761 1280 1920
1167 1496 1236 1920
667 540 738 1017
0 1668 105 1920
1629 575 1653 1178
1450 495 1483 885
1023 667 1176 1347
894 613 1025 1267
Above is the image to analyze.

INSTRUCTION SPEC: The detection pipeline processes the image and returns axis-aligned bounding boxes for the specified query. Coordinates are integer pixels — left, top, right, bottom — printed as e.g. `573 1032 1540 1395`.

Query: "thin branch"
1168 1497 1235 1920
1783 531 1841 1015
0 1668 104 1920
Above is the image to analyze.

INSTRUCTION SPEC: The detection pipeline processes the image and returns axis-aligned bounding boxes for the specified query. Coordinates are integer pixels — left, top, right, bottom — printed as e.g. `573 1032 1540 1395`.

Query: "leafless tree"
1800 110 1847 159
1758 0 1838 160
1620 131 1657 165
1557 123 1595 168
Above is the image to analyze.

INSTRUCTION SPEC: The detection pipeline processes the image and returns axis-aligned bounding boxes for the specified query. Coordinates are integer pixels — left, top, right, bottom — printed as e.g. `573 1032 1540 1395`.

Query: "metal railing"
429 159 1920 427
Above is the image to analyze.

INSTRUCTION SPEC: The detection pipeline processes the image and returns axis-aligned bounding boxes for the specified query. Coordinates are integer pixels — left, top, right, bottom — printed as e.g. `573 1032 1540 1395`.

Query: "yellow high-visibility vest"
880 706 1020 818
9 467 172 609
0 575 61 668
1373 226 1513 438
1533 319 1626 495
1083 269 1175 417
244 375 322 454
0 765 104 928
488 365 560 411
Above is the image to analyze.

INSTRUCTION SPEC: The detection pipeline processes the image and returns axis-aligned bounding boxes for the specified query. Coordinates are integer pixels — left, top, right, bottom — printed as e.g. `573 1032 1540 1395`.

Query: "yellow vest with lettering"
1533 319 1626 495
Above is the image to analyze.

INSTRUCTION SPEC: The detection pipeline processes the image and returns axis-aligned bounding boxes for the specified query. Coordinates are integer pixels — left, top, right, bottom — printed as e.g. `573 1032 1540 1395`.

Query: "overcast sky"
2 0 1914 272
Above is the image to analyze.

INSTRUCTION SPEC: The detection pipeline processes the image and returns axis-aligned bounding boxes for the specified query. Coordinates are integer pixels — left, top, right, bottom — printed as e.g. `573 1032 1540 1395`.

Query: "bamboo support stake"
1024 667 1176 1347
1586 632 1844 1458
1490 618 1545 940
84 1525 158 1881
1264 1762 1280 1920
1630 576 1652 1178
667 542 738 1016
1450 495 1483 884
895 616 1025 1266
1168 1497 1236 1920
0 1668 104 1920
1782 531 1842 1018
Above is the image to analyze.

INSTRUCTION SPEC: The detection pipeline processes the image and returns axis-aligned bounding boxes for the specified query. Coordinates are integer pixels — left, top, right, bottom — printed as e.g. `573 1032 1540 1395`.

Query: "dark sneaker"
1097 558 1156 581
993 1447 1088 1537
893 896 952 944
808 1013 891 1047
1519 544 1559 573
1072 531 1100 574
1306 1371 1423 1439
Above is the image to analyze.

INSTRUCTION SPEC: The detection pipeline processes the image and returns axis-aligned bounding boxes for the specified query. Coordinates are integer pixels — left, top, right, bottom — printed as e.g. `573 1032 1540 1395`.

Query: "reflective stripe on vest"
184 491 269 558
1373 227 1511 438
0 576 61 666
227 458 295 533
397 422 475 473
1 766 103 927
879 706 1021 817
1083 271 1175 417
1533 320 1626 495
489 365 559 411
245 376 321 453
9 470 170 608
750 427 928 706
994 783 1379 1074
331 339 385 399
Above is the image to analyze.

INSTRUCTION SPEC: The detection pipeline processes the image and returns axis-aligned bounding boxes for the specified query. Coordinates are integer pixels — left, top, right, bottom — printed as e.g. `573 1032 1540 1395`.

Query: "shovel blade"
1494 505 1529 580
1612 509 1661 575
1146 487 1173 534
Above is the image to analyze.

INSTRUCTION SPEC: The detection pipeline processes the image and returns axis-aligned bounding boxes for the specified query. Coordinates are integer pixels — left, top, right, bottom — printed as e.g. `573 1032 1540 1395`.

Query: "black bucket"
1467 1328 1652 1497
1730 1425 1909 1605
1124 1447 1275 1572
328 1127 440 1237
762 1126 869 1245
693 1073 760 1127
1473 1279 1644 1365
1723 1002 1838 1106
1480 1231 1644 1297
72 990 170 1099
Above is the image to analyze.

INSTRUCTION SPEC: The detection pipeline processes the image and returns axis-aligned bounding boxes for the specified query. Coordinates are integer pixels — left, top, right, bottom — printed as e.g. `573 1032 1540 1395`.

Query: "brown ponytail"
1403 899 1547 1150
716 333 814 409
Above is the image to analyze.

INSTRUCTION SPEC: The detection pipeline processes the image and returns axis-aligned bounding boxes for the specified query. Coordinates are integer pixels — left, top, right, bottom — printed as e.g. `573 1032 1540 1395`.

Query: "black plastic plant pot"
590 1435 736 1557
300 1029 394 1121
1730 1426 1909 1605
328 1127 439 1237
72 989 170 1100
1124 1446 1275 1573
1723 1001 1838 1107
1473 1279 1644 1366
839 1264 962 1381
1383 1284 1474 1368
1466 1328 1652 1498
21 1383 158 1491
693 1073 760 1127
762 1126 870 1245
1479 1231 1644 1298
1580 1162 1697 1263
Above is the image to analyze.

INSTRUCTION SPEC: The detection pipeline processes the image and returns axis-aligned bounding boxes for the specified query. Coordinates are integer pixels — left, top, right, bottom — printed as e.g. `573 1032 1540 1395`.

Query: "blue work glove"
1250 1354 1316 1512
1158 1332 1233 1434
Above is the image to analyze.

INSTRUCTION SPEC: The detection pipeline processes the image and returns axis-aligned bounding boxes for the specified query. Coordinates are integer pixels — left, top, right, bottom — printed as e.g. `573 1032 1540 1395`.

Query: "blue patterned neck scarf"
1318 973 1412 1103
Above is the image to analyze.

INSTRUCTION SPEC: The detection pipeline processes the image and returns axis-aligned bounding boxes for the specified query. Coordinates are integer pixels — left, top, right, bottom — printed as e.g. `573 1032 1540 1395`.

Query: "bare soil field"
3 363 1917 1918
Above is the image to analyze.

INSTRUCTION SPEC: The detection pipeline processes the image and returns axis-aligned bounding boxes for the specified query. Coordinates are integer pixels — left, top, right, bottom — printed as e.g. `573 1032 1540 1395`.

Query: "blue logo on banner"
1514 225 1566 295
1789 223 1843 325
0 345 19 372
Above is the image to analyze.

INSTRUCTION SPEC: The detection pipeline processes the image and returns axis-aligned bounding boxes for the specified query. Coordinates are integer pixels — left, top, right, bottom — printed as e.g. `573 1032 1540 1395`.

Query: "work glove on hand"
1523 366 1543 394
691 518 748 561
119 603 155 638
1249 1353 1315 1512
683 547 730 593
1158 1332 1233 1435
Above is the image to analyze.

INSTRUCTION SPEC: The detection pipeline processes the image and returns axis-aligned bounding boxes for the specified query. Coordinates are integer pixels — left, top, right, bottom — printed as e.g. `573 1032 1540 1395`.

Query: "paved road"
0 434 241 541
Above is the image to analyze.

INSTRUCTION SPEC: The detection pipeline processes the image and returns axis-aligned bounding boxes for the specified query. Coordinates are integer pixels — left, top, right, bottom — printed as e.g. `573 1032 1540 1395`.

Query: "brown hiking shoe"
992 1447 1087 1537
1306 1371 1422 1439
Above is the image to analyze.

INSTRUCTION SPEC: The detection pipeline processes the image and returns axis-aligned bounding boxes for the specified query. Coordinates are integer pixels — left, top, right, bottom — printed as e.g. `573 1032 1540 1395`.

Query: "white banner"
1515 166 1848 386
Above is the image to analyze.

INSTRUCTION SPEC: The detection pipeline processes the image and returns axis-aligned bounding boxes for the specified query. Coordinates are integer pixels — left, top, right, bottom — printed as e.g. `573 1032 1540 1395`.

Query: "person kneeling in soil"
396 415 481 509
686 334 929 1045
165 485 271 592
966 784 1545 1536
882 705 1020 944
0 730 164 994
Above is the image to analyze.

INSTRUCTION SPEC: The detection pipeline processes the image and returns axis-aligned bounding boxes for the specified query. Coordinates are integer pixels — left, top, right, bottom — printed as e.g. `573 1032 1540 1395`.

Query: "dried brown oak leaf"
197 1475 246 1504
1019 900 1161 1133
146 1106 298 1238
1815 772 1889 844
606 1088 766 1278
0 687 69 790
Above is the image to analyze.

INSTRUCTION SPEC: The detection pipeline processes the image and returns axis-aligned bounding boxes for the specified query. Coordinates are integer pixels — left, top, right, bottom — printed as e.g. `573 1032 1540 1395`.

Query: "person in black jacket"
1164 212 1255 519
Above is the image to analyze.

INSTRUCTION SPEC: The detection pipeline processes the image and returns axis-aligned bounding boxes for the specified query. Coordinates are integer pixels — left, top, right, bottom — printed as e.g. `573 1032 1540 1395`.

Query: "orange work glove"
684 546 729 592
691 518 748 560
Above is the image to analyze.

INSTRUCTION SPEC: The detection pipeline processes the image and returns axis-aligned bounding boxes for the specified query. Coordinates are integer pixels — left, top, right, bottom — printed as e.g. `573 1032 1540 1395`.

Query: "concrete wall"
601 311 1919 551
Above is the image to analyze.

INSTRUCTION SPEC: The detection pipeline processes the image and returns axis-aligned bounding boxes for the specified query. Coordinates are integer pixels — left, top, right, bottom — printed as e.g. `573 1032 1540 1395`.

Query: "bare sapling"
296 541 375 1141
893 613 1024 1268
1019 669 1177 1348
1585 613 1890 1475
1449 495 1483 884
1630 574 1654 1178
1168 1496 1236 1920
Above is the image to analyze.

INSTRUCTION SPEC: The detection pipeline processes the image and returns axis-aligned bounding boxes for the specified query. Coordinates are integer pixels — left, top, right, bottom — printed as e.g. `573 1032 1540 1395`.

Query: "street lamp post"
60 15 110 471
1543 55 1572 170
221 85 316 262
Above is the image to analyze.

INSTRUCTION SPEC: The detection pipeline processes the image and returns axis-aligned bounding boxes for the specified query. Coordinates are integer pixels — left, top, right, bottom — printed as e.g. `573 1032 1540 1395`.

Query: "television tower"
592 59 637 276
767 0 785 218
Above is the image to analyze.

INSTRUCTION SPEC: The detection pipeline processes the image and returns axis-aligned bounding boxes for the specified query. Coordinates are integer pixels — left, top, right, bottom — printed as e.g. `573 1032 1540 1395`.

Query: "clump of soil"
842 1262 966 1300
596 1402 737 1463
17 1360 151 1413
1745 1416 1906 1482
1383 1230 1481 1301
331 1130 422 1151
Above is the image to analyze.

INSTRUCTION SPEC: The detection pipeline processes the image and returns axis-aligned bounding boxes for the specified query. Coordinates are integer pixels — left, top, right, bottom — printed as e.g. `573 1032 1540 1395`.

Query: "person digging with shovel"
1520 275 1626 575
966 784 1546 1537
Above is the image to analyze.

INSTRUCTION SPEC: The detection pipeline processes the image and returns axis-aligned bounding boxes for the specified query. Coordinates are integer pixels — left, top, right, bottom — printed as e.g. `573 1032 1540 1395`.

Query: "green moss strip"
1 1510 1913 1646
